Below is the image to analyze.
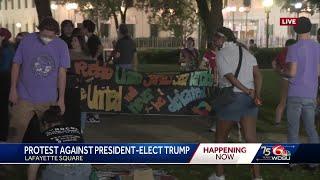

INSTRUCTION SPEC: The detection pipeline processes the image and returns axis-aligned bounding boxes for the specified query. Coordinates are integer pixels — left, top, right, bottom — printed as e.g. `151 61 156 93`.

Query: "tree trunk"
207 0 223 41
120 13 126 24
196 0 223 44
112 12 119 30
34 0 52 22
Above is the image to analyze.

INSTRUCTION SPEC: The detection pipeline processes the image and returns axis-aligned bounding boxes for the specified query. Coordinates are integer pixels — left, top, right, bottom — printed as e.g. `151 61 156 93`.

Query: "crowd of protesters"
0 16 320 180
0 16 137 180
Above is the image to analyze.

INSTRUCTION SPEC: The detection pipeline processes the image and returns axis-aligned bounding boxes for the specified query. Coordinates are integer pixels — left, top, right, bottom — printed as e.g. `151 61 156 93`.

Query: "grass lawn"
3 68 319 180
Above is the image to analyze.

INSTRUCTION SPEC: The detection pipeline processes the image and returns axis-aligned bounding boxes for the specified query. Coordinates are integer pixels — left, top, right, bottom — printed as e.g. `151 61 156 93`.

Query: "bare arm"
10 63 20 90
28 164 40 180
253 65 263 98
9 63 21 104
57 67 67 114
280 62 297 78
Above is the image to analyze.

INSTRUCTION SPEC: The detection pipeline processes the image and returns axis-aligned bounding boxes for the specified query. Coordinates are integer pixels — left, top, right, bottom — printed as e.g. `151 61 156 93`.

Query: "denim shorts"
215 93 258 122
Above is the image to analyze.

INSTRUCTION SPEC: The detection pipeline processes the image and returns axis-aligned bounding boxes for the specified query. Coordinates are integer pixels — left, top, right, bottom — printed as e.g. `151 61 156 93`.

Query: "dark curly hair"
61 20 74 35
82 20 96 33
38 17 60 34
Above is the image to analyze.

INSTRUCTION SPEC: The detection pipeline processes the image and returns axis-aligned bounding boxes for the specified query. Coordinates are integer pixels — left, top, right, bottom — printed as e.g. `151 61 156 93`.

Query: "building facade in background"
0 0 319 48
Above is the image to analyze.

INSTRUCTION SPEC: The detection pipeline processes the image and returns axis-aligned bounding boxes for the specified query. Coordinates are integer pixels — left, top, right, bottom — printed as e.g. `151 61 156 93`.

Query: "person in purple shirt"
7 17 70 143
280 17 320 146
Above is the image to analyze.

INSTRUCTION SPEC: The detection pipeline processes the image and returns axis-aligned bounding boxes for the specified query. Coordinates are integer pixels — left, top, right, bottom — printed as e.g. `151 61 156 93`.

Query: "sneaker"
208 174 225 180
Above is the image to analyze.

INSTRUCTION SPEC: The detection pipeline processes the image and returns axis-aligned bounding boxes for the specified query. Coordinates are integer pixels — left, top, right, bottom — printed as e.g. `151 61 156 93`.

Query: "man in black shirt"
81 20 103 61
60 20 74 49
114 24 138 70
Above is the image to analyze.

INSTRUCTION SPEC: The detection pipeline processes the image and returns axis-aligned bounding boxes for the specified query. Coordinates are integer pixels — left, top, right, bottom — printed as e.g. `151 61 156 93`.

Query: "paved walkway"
84 115 309 143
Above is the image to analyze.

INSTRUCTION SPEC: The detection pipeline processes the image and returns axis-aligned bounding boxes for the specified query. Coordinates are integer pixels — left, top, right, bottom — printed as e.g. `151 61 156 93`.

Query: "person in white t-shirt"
208 27 263 180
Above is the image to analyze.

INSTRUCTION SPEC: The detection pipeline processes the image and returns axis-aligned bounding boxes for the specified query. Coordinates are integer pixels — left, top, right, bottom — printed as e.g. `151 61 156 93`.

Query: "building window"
11 0 14 9
5 0 7 10
18 0 21 9
5 24 8 29
126 24 135 38
25 0 28 8
25 23 29 32
32 0 35 8
12 24 15 36
150 24 159 37
100 23 110 37
33 22 36 31
311 24 318 36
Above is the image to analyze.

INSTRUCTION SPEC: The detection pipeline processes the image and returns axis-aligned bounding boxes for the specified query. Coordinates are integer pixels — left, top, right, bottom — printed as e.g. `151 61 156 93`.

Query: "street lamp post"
295 2 302 17
50 3 58 19
245 8 250 40
263 0 273 48
229 6 237 31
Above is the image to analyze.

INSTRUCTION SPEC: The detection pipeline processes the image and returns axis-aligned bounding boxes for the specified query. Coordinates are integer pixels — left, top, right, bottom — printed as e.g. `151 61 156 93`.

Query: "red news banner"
280 18 298 26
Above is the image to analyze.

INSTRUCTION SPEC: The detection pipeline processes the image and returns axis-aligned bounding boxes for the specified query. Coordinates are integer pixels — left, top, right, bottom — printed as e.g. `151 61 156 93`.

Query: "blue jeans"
286 97 319 143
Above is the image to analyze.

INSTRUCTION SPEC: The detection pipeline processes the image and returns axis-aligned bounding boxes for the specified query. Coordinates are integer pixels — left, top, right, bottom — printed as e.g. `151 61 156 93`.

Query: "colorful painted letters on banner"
71 60 215 115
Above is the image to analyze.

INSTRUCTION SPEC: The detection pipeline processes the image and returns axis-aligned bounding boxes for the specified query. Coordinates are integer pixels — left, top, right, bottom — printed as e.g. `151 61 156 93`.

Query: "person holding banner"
60 20 74 49
7 17 70 143
69 34 91 132
179 37 199 71
210 27 263 180
70 35 91 60
113 24 138 70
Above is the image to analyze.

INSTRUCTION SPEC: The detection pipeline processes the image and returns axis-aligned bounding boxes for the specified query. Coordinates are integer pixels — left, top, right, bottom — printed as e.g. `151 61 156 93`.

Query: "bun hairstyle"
216 27 236 43
186 37 195 46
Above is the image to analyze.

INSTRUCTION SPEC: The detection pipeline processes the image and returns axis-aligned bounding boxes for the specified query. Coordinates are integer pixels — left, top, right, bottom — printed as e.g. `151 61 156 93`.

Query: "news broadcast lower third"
1 0 320 180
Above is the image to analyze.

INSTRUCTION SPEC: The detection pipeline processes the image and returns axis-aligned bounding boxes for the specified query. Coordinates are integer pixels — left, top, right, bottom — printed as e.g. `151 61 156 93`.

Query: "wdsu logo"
261 145 291 161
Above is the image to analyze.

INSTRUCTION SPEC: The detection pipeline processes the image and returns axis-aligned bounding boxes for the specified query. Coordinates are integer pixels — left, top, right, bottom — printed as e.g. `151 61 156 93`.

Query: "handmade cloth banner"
71 60 215 115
